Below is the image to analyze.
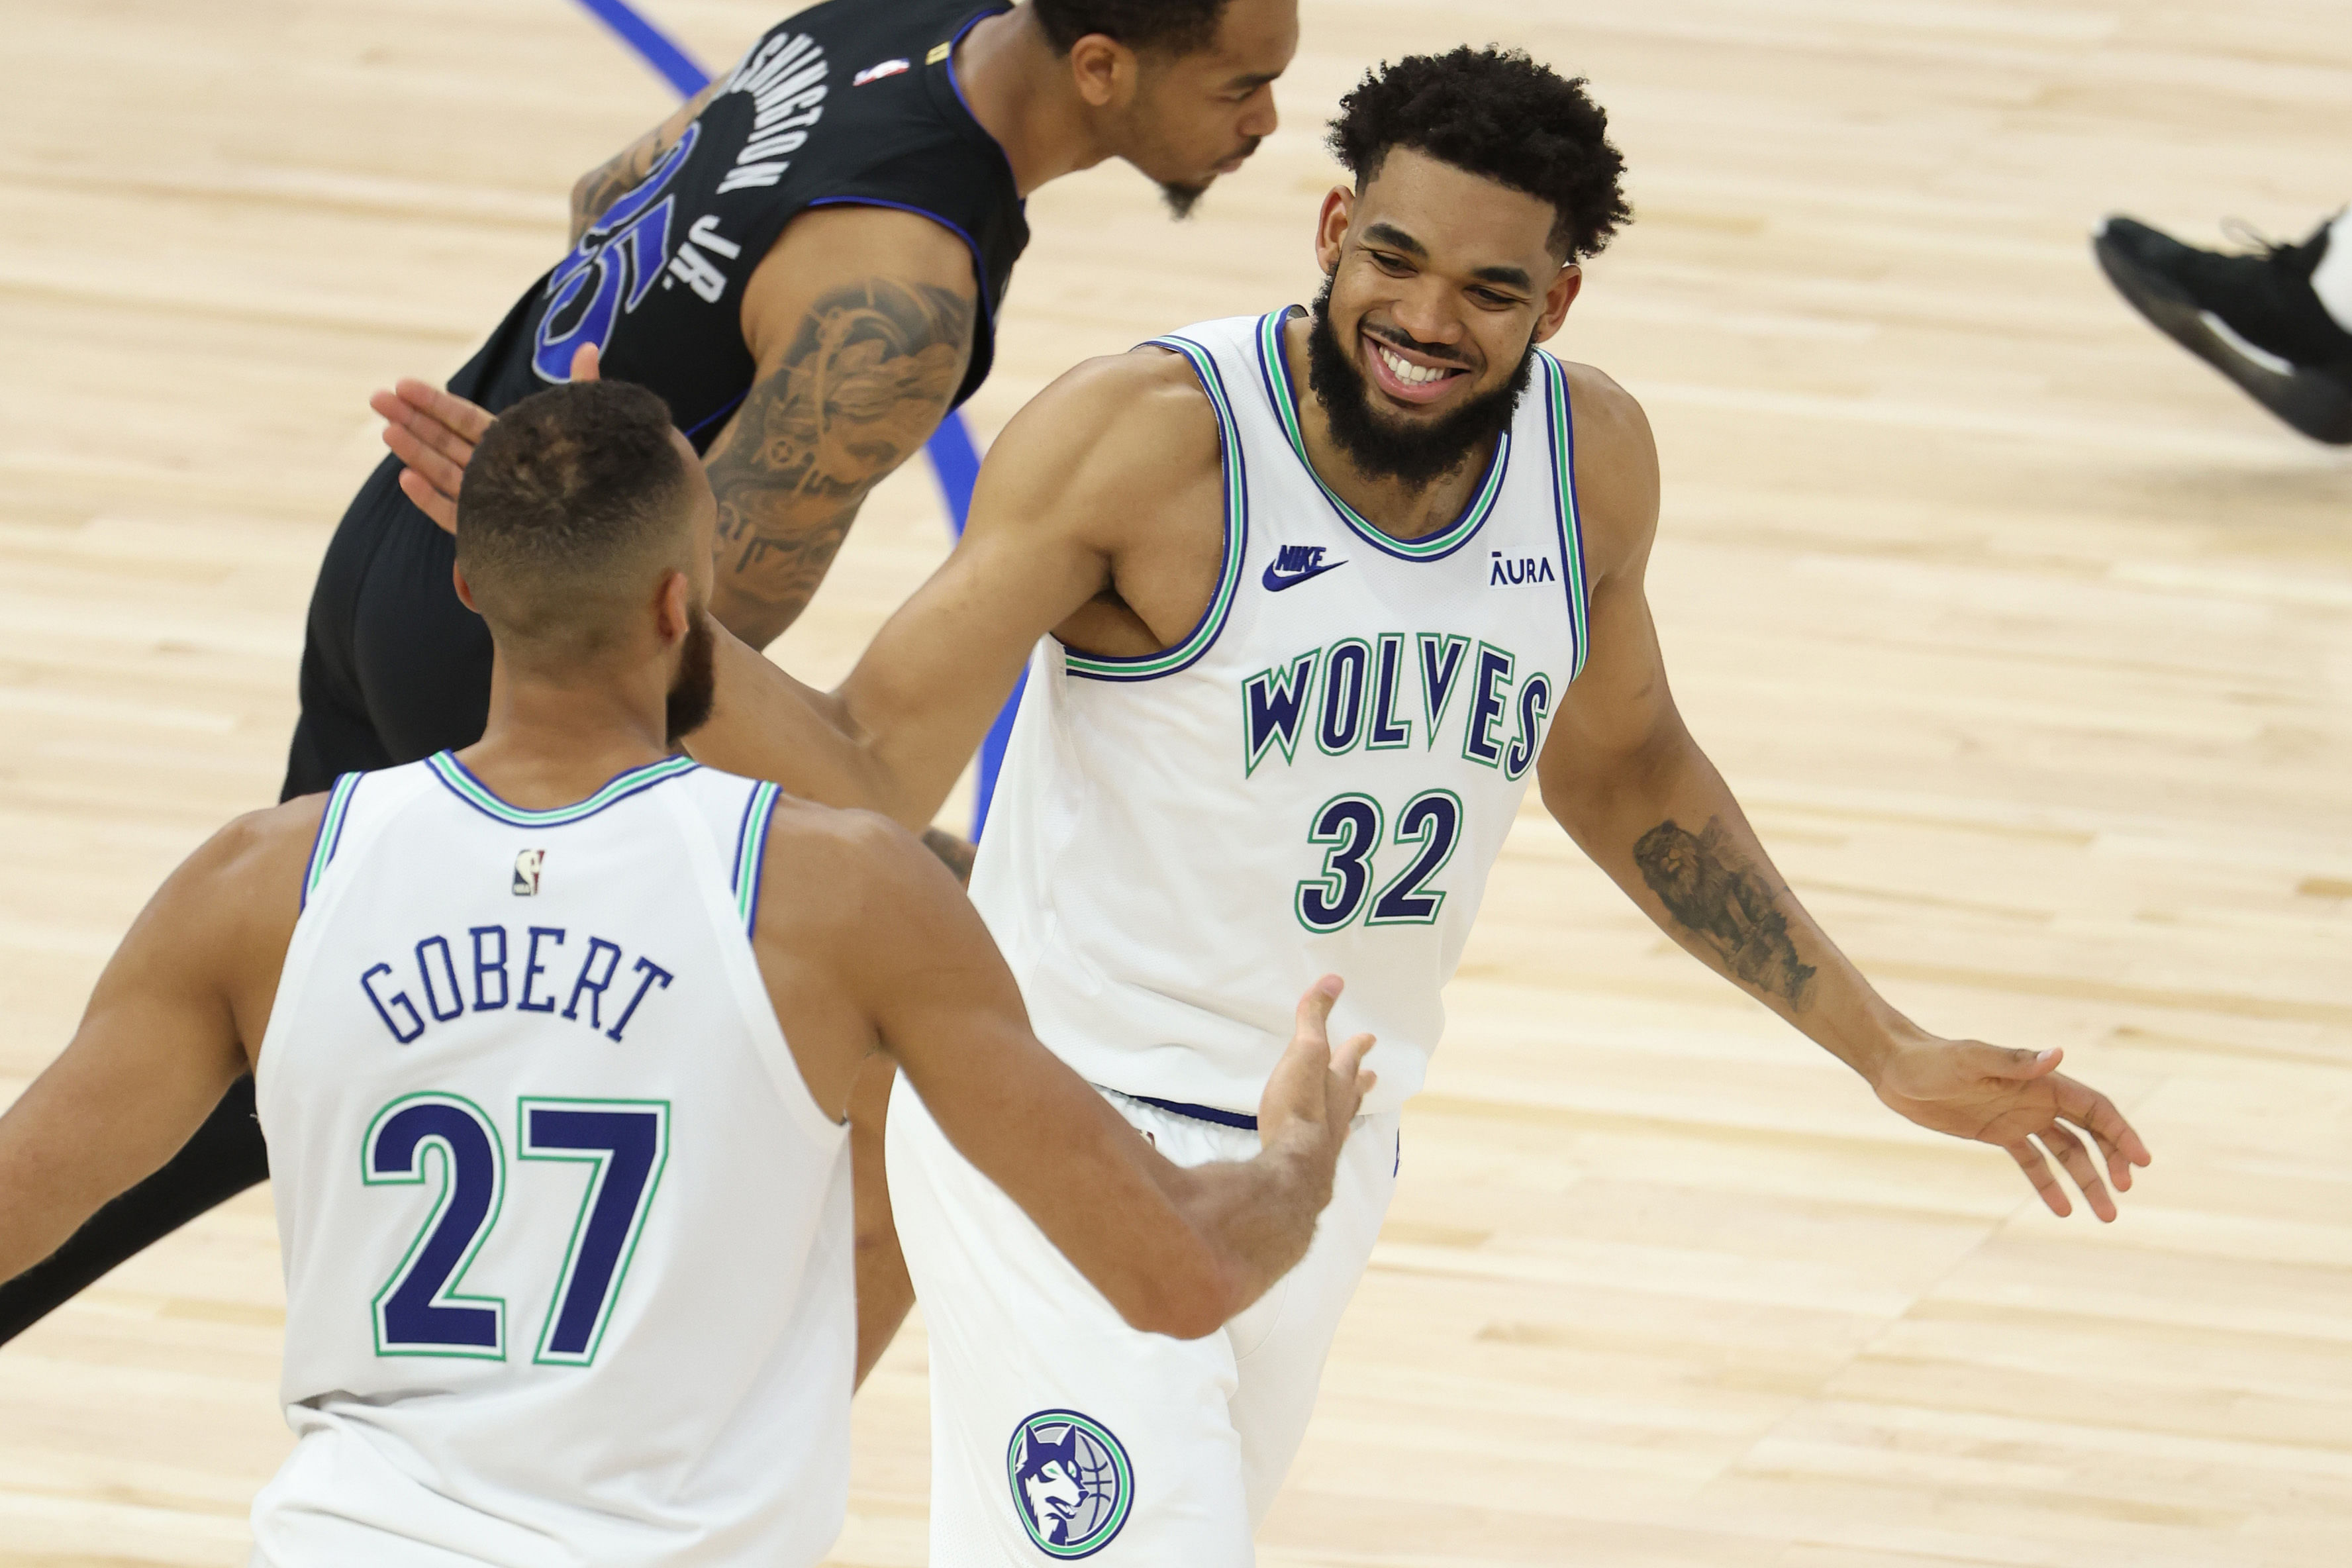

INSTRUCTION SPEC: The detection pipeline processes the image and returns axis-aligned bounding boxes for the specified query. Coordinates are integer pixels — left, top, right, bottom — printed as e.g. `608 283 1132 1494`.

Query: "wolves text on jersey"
359 926 675 1048
1242 634 1555 780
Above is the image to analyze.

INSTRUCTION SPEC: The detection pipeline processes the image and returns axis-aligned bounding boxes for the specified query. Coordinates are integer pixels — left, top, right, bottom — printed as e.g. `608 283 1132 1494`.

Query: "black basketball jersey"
446 0 1027 450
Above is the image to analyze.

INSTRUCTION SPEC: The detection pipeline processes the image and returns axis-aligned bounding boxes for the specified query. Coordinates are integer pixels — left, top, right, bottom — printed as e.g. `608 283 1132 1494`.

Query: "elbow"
1109 1244 1242 1341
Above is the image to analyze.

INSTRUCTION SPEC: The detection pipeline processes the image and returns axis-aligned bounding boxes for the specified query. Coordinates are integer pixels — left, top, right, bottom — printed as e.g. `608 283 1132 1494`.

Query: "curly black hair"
1032 0 1233 57
1327 48 1632 260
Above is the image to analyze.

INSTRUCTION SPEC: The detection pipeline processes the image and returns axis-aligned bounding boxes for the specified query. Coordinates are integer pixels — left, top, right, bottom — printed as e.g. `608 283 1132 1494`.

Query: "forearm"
0 1044 233 1279
1547 728 1920 1081
1156 1140 1333 1319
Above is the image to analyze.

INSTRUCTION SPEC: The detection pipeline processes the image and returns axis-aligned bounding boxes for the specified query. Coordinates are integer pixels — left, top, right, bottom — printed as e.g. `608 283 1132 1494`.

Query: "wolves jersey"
251 754 850 1565
969 309 1589 1118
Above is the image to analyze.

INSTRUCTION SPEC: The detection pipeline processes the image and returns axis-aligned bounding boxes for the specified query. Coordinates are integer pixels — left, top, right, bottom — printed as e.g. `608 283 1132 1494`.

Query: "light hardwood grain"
1 1 2347 1563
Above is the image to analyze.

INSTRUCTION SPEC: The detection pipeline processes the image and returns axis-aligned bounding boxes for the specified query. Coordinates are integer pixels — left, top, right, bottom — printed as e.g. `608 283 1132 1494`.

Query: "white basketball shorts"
886 1071 1398 1566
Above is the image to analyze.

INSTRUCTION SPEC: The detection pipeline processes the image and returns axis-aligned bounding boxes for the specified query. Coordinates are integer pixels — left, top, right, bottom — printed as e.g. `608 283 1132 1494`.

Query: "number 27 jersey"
969 308 1590 1118
250 756 851 1565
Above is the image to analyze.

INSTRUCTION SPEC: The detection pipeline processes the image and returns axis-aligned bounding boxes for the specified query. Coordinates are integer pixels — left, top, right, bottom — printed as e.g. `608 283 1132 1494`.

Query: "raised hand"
369 344 601 534
1258 975 1376 1165
1872 1037 2151 1220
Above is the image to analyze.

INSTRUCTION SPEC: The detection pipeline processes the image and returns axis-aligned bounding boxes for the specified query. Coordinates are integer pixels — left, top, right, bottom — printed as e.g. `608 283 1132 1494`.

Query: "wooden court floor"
3 0 2350 1562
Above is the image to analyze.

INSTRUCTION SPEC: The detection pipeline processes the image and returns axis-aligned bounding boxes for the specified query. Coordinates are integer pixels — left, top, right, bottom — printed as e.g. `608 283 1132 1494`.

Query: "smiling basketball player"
0 0 1306 1362
371 47 2155 1563
0 381 1371 1563
668 49 2153 1562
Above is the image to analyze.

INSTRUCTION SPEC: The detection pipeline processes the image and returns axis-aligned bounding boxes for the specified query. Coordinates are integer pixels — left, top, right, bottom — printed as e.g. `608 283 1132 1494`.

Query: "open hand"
1258 976 1375 1165
1873 1037 2151 1220
370 343 601 533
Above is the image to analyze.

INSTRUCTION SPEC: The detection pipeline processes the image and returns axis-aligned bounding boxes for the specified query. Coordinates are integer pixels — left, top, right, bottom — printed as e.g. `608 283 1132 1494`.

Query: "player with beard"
0 0 1306 1357
0 380 1377 1562
416 50 2154 1563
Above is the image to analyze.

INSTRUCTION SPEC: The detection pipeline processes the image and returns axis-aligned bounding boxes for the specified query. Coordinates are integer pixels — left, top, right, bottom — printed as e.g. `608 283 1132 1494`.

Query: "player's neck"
457 660 676 810
1280 314 1496 542
955 8 1116 197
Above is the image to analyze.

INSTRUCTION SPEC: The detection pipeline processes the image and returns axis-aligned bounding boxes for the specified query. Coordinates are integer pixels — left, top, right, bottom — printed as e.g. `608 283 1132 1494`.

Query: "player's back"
250 754 848 1566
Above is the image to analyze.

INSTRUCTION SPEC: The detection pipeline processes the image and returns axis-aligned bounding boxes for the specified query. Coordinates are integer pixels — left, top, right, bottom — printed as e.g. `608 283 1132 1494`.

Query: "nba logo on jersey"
512 849 544 896
1007 1410 1132 1558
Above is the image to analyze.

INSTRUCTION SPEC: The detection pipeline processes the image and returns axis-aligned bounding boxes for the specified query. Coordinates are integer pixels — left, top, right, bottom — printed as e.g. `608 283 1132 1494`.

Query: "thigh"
283 457 411 799
1226 1112 1397 1526
887 1077 1256 1567
347 477 493 765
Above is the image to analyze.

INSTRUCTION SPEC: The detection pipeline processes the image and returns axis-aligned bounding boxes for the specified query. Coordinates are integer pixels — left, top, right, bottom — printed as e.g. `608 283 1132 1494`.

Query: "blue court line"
571 0 1020 840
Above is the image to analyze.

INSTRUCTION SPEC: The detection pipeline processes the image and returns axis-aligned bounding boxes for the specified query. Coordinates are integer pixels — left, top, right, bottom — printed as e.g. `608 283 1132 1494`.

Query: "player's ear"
654 569 693 646
1066 34 1137 111
1534 264 1582 344
451 562 479 613
1313 185 1353 274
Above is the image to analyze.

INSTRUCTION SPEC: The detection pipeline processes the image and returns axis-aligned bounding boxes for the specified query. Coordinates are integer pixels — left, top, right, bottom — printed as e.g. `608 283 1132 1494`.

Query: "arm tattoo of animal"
1632 816 1818 1008
705 278 976 636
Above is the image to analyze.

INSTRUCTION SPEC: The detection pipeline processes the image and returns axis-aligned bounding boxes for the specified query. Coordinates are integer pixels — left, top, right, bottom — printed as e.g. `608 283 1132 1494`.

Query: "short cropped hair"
455 380 693 651
1327 48 1632 260
1032 0 1232 57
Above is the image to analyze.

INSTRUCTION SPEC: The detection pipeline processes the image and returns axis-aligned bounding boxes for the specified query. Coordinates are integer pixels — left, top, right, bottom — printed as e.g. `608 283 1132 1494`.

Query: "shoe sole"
2093 233 2352 445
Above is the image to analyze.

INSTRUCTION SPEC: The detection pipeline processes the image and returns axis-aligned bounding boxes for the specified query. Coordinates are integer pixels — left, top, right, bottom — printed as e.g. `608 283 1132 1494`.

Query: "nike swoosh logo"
1261 559 1346 591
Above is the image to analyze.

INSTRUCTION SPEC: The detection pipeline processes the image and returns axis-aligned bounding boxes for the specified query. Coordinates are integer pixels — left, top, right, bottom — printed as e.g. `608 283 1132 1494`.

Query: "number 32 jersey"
970 309 1590 1118
250 756 850 1565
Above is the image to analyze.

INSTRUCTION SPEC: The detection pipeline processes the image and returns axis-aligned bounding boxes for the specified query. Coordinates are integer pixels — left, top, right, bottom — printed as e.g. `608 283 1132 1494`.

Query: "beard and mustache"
664 608 716 746
1303 272 1538 489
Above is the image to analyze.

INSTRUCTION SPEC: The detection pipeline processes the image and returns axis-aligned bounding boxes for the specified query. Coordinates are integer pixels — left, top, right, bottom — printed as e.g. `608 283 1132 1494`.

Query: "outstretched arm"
758 811 1371 1337
1537 369 2151 1219
687 350 1218 826
0 803 315 1279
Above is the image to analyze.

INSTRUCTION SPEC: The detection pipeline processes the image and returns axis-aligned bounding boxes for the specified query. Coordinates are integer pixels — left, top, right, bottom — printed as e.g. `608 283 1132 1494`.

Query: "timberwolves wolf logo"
1006 1410 1132 1558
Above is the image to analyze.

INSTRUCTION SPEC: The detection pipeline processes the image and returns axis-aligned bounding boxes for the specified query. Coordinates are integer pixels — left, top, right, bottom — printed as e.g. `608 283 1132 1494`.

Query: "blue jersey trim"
802 198 998 332
1131 1094 1258 1132
1540 354 1592 682
1060 334 1250 683
301 772 364 909
426 752 699 828
732 780 783 936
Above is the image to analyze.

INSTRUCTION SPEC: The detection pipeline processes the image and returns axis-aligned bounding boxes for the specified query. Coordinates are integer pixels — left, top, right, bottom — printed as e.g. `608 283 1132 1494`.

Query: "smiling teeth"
1377 345 1452 385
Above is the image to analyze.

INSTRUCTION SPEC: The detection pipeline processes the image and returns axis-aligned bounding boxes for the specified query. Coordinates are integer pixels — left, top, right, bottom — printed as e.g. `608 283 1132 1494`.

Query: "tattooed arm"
1536 364 2150 1219
703 206 980 648
570 82 720 245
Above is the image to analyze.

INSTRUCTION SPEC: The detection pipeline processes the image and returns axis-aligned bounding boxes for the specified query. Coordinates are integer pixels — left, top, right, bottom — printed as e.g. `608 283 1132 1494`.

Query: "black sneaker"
2092 215 2352 444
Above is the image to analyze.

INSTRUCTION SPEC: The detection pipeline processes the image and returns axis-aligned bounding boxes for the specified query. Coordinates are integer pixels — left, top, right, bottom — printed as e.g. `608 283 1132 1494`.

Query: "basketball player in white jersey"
0 381 1375 1563
645 48 2159 1564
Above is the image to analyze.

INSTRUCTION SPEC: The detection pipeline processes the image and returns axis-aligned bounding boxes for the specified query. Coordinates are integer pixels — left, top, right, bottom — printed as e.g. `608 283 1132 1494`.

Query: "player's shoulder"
995 347 1224 491
204 795 332 883
1548 354 1660 573
144 794 329 952
752 796 957 944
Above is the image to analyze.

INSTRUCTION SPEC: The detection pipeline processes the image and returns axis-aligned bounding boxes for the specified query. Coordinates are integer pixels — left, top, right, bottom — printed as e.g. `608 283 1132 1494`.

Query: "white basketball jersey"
250 754 852 1566
970 309 1589 1117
